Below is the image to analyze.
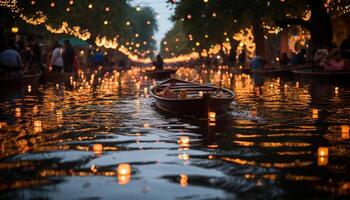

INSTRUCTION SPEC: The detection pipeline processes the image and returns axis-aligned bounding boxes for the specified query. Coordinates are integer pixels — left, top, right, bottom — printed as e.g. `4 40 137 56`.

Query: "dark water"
1 67 350 200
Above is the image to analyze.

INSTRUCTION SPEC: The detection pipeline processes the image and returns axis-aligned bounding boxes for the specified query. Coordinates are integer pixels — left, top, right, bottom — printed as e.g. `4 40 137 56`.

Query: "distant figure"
251 55 266 71
314 49 328 66
0 41 24 78
92 50 104 67
324 49 345 71
279 53 289 66
62 40 75 72
340 36 350 59
154 54 164 70
289 48 306 65
50 41 63 73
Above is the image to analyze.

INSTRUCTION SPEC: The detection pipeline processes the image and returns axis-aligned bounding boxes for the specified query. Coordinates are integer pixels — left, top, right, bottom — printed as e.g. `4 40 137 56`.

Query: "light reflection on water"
0 67 350 199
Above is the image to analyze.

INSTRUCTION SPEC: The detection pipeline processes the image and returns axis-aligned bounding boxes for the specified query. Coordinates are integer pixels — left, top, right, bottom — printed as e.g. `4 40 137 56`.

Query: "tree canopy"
0 0 158 53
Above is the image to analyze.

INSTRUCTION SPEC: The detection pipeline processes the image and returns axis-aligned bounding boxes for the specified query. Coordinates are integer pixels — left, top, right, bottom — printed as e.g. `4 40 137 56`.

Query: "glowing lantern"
11 26 19 33
340 125 349 140
178 136 190 148
317 147 329 166
209 112 216 121
180 174 188 187
15 107 21 117
117 163 131 185
318 147 329 157
312 109 318 119
118 164 131 175
34 120 41 127
198 91 203 97
318 156 328 166
93 144 103 154
28 85 31 92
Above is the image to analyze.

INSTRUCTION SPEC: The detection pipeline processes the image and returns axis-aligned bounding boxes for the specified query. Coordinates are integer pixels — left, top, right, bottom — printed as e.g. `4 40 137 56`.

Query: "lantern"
178 136 190 148
209 112 216 121
318 147 328 157
117 163 131 185
117 164 131 176
317 147 329 166
34 120 42 127
93 144 103 154
180 174 188 188
340 125 349 140
318 155 328 166
11 26 19 33
312 109 318 119
15 107 21 117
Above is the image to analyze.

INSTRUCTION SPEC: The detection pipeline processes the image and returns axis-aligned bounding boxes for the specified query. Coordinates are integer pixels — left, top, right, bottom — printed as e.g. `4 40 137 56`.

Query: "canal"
1 67 350 199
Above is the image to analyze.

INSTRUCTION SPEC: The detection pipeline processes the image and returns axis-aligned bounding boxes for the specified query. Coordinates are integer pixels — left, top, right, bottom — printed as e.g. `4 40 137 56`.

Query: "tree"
168 0 350 56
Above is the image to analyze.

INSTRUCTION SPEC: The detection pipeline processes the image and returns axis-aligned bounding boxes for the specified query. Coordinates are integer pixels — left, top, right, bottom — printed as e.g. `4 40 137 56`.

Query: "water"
1 67 350 200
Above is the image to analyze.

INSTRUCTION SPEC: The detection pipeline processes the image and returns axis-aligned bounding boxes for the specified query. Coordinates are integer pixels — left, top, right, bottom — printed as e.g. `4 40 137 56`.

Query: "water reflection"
0 66 350 199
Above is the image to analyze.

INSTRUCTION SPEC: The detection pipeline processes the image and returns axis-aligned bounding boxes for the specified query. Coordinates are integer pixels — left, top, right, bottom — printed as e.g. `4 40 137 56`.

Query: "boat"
292 67 350 79
41 72 75 83
151 78 235 119
144 69 177 80
0 66 41 86
250 65 312 76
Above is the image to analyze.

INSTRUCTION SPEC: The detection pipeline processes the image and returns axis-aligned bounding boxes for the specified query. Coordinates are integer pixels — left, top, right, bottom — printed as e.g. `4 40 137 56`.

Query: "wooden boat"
292 68 350 79
250 65 312 76
151 78 235 119
0 66 41 86
145 69 177 80
41 72 74 83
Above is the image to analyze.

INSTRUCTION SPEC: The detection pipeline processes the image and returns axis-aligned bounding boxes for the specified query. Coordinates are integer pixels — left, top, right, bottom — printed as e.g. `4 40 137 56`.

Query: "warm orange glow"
209 112 216 121
178 153 190 160
15 107 21 117
143 123 150 128
318 155 328 166
178 136 190 148
11 26 18 33
34 120 41 127
117 163 131 185
117 163 131 176
312 109 318 119
318 147 329 157
93 144 103 154
341 125 349 140
180 174 188 187
118 173 131 185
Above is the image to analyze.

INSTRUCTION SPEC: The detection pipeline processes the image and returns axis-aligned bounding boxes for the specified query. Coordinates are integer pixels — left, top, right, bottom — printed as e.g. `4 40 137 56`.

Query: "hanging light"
11 26 19 33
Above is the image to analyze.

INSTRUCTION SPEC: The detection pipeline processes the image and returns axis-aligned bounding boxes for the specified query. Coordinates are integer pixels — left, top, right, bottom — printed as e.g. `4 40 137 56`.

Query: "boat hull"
41 72 74 83
0 72 41 86
151 79 234 118
145 69 177 80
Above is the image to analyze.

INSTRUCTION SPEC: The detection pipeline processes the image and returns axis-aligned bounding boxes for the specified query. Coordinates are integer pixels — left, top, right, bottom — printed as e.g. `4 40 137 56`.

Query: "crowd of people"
249 36 350 72
0 35 79 78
